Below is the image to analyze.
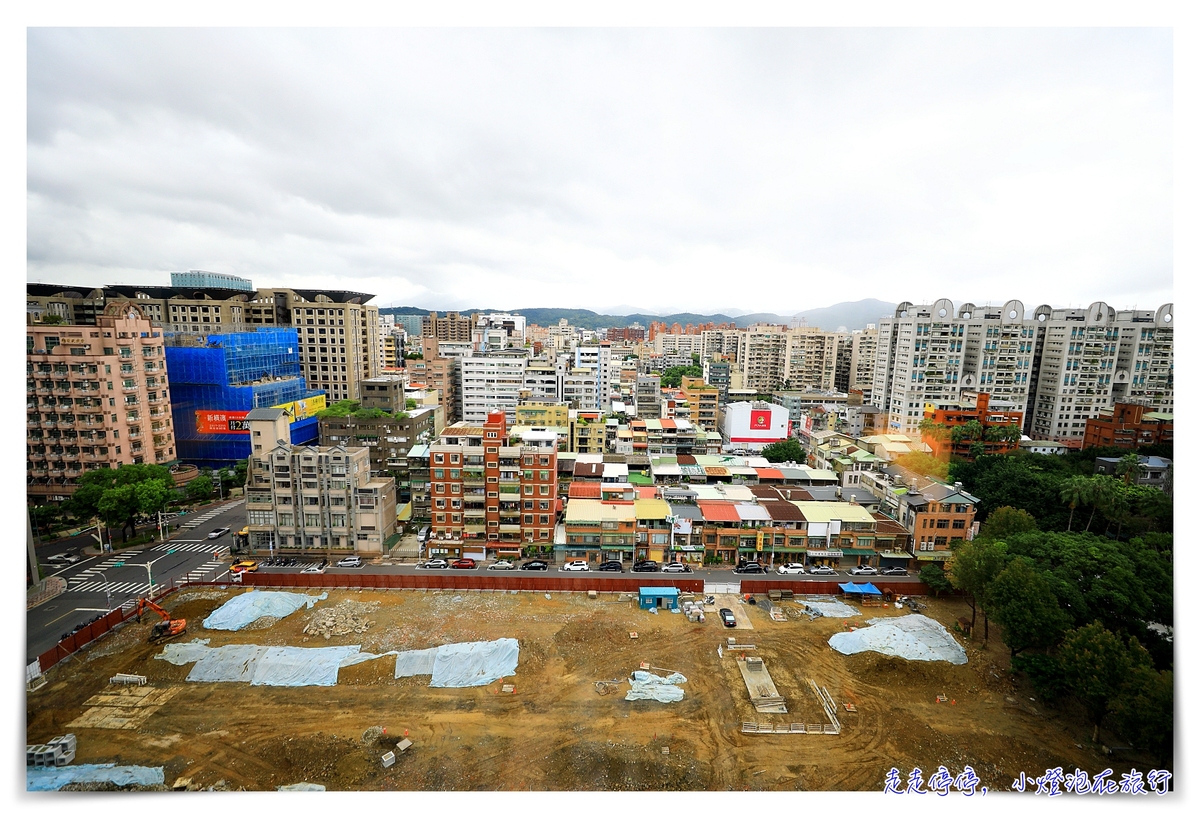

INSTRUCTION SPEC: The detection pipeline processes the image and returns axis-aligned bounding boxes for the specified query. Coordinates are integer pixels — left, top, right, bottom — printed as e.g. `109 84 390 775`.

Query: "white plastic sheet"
802 599 860 618
202 590 328 631
393 646 439 677
828 614 968 664
156 641 384 686
27 763 164 792
624 670 687 702
392 639 520 687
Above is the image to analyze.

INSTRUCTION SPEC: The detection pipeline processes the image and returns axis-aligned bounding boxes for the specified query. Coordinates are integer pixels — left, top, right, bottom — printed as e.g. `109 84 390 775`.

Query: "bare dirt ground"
27 587 1142 792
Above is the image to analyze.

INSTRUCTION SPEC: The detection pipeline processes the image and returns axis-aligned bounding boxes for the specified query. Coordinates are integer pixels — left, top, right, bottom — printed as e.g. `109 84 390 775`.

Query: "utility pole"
139 550 176 598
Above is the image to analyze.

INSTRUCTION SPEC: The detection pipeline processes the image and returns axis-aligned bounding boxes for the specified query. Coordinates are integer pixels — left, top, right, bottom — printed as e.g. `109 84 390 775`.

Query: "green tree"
759 438 805 464
977 506 1038 541
946 538 1009 640
1111 667 1173 766
894 451 949 481
186 474 213 503
39 313 66 325
987 557 1070 657
1058 621 1152 741
918 562 953 596
97 484 139 543
918 418 949 441
659 365 703 388
1059 475 1091 532
1115 452 1141 485
968 441 987 460
134 479 173 521
1085 475 1119 533
405 398 418 410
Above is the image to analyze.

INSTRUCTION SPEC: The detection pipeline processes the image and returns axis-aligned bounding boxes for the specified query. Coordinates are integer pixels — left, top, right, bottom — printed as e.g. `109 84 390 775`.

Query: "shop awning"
915 552 953 561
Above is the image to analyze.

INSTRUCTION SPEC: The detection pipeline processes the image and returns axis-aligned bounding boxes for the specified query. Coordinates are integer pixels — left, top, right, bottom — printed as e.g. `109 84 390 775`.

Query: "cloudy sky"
27 27 1173 315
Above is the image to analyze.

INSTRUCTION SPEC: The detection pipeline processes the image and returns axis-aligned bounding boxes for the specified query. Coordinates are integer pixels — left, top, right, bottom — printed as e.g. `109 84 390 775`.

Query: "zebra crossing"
180 499 245 529
151 540 229 555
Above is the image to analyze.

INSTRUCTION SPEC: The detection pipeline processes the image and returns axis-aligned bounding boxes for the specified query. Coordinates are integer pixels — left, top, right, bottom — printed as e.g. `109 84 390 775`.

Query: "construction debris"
303 600 379 639
736 657 786 713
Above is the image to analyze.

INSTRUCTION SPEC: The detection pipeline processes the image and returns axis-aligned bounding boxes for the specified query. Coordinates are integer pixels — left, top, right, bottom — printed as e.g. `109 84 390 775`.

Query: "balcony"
122 384 139 393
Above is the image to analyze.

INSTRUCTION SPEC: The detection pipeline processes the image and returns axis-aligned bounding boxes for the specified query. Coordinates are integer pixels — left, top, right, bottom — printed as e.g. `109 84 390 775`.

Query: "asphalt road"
27 499 248 664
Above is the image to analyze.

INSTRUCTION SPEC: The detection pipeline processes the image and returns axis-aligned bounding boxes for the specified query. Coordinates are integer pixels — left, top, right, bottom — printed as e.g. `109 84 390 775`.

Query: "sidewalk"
27 577 66 610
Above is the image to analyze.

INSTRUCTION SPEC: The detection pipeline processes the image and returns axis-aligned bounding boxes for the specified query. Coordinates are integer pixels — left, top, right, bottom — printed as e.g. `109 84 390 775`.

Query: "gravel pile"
304 600 380 640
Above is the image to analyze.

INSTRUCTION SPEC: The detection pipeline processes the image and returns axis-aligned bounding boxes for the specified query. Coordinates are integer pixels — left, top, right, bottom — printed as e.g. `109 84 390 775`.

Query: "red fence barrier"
244 573 705 594
739 580 931 596
36 587 176 675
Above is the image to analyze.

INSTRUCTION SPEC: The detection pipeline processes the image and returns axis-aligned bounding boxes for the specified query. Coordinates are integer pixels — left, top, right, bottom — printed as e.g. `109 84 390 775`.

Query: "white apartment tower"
874 299 1174 444
458 349 530 426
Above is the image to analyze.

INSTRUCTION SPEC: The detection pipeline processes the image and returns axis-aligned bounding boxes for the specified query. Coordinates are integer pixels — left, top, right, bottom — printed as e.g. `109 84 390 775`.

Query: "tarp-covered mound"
27 763 164 792
156 639 381 686
391 639 519 687
625 670 688 702
202 590 328 631
828 614 967 664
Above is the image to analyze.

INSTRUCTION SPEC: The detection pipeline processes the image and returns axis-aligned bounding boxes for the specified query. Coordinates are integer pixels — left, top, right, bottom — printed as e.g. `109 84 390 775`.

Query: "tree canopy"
987 556 1070 656
759 438 805 464
659 365 703 389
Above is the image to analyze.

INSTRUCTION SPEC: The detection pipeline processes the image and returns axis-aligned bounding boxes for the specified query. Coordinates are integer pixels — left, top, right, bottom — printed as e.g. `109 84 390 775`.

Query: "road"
26 499 247 664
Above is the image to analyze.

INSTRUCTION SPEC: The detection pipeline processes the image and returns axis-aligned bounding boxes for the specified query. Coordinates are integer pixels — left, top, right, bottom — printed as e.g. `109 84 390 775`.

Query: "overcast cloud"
27 27 1172 315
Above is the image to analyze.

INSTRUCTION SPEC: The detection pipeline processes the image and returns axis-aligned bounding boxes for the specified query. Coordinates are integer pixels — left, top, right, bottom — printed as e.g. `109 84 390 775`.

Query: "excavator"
136 598 187 644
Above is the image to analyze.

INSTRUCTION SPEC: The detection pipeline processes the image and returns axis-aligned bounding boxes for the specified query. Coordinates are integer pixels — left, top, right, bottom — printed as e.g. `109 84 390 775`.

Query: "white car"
662 562 692 573
850 565 878 576
776 563 805 574
807 565 838 576
421 559 449 570
45 553 81 565
300 564 326 574
336 556 363 568
561 560 590 572
486 560 515 570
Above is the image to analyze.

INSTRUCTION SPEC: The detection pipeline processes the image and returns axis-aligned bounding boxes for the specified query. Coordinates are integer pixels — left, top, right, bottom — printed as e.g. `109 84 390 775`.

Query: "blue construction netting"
165 329 322 468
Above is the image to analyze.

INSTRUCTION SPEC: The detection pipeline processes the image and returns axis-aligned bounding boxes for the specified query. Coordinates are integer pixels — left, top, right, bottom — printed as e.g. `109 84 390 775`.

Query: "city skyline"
28 28 1171 314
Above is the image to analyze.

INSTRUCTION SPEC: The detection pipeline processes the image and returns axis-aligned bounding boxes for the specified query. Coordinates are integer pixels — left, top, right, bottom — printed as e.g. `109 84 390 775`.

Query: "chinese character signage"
195 410 251 434
750 409 771 430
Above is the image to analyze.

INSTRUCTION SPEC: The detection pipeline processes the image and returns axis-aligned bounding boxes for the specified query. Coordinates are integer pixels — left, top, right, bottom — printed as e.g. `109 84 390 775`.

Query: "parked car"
776 563 805 574
208 527 231 540
562 560 590 572
451 557 477 570
881 566 908 576
597 560 624 572
631 560 659 573
520 560 549 571
486 560 515 571
719 608 737 628
807 565 837 576
662 562 692 573
230 560 259 574
422 559 449 570
733 563 764 574
850 565 878 575
45 553 80 565
336 556 363 568
300 564 326 574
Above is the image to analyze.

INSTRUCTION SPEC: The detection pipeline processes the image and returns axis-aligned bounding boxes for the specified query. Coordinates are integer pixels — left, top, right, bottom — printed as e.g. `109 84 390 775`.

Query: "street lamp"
137 550 176 598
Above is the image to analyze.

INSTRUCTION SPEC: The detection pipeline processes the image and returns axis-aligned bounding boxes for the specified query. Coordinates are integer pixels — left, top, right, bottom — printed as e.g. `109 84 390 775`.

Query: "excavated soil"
26 588 1143 792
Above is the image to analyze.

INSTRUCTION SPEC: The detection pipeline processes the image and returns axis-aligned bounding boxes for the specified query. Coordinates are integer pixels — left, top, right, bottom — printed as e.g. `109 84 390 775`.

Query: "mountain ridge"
380 298 895 332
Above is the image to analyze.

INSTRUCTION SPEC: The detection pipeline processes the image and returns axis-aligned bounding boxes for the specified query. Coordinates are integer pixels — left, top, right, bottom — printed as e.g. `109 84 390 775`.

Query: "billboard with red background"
196 410 250 434
750 409 771 430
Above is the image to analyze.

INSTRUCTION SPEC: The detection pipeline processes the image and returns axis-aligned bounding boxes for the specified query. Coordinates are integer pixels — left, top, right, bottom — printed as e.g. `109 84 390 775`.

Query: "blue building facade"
169 270 254 291
165 329 324 469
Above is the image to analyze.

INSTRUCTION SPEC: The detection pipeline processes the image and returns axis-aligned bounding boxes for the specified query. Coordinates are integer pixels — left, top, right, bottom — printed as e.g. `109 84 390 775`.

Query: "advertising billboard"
750 409 772 430
272 394 327 421
196 410 250 434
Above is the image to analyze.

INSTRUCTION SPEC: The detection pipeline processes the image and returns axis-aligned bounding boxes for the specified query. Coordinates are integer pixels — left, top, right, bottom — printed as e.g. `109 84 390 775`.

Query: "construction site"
26 584 1136 792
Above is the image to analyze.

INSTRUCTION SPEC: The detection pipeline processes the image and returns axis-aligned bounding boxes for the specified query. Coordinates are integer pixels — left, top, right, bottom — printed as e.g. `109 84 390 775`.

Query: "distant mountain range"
379 298 896 332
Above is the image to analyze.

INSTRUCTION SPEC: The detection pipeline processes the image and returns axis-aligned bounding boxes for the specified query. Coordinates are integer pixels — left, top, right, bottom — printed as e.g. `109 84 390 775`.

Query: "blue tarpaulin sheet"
838 582 882 595
27 763 165 792
156 640 381 686
393 639 520 687
202 590 328 631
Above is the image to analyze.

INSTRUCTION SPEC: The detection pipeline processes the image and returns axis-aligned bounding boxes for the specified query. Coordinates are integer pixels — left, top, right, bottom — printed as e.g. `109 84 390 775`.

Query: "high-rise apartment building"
426 411 558 561
244 408 396 555
27 302 176 501
422 311 473 342
26 283 382 404
459 349 530 425
635 374 662 419
873 299 1174 445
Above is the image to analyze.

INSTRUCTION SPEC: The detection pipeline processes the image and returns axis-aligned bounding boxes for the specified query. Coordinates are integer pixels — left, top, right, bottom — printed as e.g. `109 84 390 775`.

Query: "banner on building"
272 394 327 421
196 410 250 434
750 409 771 430
671 517 692 535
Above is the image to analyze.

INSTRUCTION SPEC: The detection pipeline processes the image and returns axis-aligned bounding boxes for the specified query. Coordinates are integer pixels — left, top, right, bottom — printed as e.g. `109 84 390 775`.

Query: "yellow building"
680 376 719 431
516 401 570 428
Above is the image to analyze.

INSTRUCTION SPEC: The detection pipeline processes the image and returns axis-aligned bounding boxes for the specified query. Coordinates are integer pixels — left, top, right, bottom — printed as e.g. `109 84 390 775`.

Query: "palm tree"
1086 476 1119 533
1115 452 1141 486
1060 476 1092 532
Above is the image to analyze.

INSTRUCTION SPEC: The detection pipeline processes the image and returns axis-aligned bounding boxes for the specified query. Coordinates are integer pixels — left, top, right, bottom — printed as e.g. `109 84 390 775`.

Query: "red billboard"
750 409 771 430
196 410 250 434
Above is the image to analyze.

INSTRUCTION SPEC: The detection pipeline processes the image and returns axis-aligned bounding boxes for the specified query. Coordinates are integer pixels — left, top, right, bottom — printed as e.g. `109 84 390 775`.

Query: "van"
418 526 431 545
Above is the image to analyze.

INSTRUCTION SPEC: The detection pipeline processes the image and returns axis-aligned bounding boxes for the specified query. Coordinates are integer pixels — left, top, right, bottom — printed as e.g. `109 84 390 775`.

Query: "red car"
450 558 477 570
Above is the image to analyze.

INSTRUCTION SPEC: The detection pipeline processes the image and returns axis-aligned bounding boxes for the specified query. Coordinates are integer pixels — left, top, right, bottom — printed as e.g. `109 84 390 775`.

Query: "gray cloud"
27 28 1172 313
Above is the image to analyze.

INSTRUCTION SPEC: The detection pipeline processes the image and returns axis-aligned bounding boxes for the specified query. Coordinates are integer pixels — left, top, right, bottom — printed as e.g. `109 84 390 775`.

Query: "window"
936 519 949 529
952 519 966 529
278 513 293 526
304 513 320 526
